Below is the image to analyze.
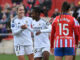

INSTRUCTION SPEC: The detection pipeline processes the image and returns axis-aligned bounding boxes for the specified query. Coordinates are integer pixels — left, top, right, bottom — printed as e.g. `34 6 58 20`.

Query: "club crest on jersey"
11 24 15 27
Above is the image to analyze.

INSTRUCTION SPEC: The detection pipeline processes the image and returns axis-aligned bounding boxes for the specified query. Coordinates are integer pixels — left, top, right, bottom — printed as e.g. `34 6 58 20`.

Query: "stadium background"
0 0 80 60
0 0 80 17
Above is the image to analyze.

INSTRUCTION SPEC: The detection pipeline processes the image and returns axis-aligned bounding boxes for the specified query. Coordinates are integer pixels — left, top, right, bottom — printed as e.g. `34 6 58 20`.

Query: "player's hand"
36 30 41 35
75 44 78 49
21 25 27 29
78 41 80 48
50 48 54 55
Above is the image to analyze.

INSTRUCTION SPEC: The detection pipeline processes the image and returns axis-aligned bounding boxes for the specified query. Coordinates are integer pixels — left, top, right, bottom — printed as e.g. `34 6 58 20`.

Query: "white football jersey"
11 16 33 46
32 19 50 48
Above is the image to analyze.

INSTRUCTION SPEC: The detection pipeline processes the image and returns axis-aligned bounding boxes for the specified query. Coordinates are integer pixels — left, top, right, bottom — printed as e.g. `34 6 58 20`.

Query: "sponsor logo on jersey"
11 24 15 27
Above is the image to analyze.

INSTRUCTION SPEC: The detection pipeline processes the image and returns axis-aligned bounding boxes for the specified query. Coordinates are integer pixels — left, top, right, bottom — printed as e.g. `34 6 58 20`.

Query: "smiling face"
17 5 25 18
31 9 40 21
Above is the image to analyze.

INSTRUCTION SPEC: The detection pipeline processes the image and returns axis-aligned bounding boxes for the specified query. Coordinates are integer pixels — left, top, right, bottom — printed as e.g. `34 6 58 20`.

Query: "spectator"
26 3 32 11
38 0 52 16
0 24 8 43
42 6 48 17
43 0 52 10
73 1 80 23
27 0 36 7
0 14 7 28
39 0 45 4
0 6 3 20
11 7 17 17
70 3 76 16
11 0 23 4
26 10 31 17
52 8 60 18
2 7 11 18
34 0 40 7
4 3 11 9
39 0 52 10
12 3 17 7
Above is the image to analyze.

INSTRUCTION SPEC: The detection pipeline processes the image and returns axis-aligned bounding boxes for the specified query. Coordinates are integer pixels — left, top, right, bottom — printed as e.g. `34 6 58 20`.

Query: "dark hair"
58 2 70 24
61 2 70 13
31 7 44 15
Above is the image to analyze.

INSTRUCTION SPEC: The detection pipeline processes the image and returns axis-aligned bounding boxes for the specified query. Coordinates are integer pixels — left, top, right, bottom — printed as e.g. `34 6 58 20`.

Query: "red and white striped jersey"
78 25 80 42
51 15 79 48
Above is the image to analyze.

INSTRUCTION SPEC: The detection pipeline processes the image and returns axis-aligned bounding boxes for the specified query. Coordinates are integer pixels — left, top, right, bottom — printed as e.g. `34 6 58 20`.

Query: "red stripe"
55 40 57 48
55 38 75 48
67 39 70 47
72 39 74 48
58 39 60 48
63 39 65 47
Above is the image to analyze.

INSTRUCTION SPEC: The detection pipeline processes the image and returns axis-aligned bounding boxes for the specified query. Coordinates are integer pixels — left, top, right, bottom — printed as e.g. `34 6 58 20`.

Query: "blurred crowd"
50 1 80 24
0 0 52 43
0 0 80 43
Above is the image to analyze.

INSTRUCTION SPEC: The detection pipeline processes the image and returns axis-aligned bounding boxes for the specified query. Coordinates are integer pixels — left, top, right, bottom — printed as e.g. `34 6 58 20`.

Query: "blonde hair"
16 5 24 11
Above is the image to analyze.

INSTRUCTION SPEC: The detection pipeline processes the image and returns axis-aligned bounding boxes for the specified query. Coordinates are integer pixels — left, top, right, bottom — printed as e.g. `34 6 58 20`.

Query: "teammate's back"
54 15 76 37
50 2 79 60
51 14 79 48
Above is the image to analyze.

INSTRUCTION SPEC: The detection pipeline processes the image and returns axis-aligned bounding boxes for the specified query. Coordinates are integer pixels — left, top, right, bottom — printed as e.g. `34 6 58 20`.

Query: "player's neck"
18 15 24 19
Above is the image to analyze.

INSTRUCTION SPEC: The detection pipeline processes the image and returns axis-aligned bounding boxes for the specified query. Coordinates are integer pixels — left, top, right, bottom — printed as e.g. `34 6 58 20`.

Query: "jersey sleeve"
26 17 34 32
50 20 56 48
73 19 80 45
40 20 51 33
11 20 23 35
78 25 80 42
40 24 51 33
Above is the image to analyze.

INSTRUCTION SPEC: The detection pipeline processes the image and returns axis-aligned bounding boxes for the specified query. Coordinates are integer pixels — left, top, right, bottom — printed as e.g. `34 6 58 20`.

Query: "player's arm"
26 17 34 33
40 24 52 33
11 21 24 35
50 21 55 48
40 18 55 33
78 25 80 43
73 21 80 45
36 22 51 35
27 26 34 32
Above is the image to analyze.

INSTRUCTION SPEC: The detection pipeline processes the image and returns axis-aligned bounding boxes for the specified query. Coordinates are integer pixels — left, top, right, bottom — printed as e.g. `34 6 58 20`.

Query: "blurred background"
0 0 80 60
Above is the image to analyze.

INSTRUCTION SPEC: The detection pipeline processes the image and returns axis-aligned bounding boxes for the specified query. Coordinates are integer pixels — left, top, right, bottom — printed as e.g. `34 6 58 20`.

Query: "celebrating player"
11 5 34 60
50 2 79 60
31 7 50 60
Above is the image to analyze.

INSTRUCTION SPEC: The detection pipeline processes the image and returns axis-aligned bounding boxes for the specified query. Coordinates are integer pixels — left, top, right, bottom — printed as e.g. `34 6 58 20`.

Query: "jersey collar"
62 13 70 15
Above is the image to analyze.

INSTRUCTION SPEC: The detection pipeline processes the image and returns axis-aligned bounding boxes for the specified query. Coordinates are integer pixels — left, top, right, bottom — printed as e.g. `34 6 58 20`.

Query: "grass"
0 54 80 60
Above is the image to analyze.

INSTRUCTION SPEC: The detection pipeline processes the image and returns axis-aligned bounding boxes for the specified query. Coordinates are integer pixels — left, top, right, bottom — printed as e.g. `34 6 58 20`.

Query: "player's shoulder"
73 18 79 25
52 16 59 23
24 16 32 19
68 15 78 22
54 16 60 21
66 15 75 20
40 18 50 25
66 15 79 25
40 18 46 23
11 15 18 23
24 16 33 21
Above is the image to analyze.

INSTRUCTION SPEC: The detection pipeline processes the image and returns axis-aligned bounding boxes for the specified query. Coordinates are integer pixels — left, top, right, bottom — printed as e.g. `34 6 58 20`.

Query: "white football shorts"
14 45 34 56
34 47 50 58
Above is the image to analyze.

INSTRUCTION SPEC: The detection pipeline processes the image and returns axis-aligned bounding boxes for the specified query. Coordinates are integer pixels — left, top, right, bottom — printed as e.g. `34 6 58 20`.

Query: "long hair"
58 2 71 23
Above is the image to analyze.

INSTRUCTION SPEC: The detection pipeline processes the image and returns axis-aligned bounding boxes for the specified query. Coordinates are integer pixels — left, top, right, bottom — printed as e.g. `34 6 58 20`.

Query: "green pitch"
0 54 80 60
